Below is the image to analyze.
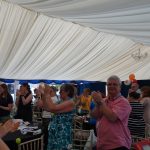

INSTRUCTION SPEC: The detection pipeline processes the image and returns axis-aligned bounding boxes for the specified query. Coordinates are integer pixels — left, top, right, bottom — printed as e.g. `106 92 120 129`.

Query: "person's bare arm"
100 103 118 122
92 91 117 122
22 94 32 105
0 104 13 112
42 94 74 113
39 84 75 113
0 139 10 150
15 90 21 107
0 120 19 138
75 96 81 106
90 106 103 119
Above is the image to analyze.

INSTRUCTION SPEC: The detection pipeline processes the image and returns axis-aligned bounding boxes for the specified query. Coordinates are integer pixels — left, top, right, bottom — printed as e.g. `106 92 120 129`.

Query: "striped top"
128 101 145 137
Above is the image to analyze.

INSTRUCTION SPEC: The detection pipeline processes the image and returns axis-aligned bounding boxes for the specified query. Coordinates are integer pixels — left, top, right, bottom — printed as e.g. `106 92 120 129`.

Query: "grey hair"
107 75 122 86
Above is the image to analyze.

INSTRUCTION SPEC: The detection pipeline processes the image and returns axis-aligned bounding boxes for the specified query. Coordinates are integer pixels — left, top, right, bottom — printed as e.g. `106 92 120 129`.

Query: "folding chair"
32 111 42 124
18 135 44 150
72 129 93 150
73 115 83 129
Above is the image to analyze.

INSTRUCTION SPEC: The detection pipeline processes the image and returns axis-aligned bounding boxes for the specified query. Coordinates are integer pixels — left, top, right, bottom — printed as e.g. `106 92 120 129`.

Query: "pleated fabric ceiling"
0 0 150 82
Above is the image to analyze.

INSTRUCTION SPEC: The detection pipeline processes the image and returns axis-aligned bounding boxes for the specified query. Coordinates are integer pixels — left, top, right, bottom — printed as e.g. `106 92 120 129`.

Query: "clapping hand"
16 89 21 96
91 91 104 106
38 83 45 95
38 83 51 96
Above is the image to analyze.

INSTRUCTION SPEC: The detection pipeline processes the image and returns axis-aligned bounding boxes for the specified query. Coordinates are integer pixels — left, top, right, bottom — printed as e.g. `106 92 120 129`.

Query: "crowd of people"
0 76 150 150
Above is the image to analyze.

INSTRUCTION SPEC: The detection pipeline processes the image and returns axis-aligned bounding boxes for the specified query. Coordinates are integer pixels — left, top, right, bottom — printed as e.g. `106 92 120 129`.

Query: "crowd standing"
0 77 149 150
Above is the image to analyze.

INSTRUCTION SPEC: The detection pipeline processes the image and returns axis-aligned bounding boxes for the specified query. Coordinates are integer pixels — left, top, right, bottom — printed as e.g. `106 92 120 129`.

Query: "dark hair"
61 84 75 98
84 88 91 94
129 92 140 99
0 84 9 96
141 86 150 97
21 83 31 93
50 86 58 92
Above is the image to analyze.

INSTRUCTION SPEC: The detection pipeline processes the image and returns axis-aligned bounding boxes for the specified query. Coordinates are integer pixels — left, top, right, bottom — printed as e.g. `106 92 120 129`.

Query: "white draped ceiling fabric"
0 0 150 82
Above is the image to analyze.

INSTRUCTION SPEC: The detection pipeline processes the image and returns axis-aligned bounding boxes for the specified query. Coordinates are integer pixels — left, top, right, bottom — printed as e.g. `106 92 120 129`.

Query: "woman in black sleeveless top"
15 83 33 122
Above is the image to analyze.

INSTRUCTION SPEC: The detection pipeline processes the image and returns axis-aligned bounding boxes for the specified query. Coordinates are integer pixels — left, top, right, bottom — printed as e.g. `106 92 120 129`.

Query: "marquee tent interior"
0 0 150 83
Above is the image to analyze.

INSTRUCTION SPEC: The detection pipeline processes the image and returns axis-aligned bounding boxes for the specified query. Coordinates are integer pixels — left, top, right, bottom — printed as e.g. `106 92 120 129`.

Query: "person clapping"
91 75 131 150
37 83 75 150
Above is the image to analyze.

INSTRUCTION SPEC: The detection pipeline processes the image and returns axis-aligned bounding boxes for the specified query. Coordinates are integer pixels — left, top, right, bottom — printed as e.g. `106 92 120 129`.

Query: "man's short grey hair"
107 75 122 86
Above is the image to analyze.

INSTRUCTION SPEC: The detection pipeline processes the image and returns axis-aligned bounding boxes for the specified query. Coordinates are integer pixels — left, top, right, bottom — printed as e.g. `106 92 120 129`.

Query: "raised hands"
16 89 21 96
91 91 104 106
38 83 53 97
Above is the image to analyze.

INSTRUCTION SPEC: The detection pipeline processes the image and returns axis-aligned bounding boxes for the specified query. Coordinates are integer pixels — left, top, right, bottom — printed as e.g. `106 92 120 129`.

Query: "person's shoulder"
116 96 131 105
118 95 127 101
141 97 150 105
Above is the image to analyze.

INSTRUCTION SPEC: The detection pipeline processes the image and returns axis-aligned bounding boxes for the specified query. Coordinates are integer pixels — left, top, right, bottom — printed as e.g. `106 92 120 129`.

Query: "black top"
15 92 32 122
0 94 13 117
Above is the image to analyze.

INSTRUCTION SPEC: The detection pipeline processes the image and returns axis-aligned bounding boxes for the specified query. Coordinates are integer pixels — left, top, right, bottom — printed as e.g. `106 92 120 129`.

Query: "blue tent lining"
0 78 99 84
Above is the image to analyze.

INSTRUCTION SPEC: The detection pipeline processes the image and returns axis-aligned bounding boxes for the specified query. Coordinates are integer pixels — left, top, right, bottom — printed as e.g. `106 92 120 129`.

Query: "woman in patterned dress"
39 83 75 150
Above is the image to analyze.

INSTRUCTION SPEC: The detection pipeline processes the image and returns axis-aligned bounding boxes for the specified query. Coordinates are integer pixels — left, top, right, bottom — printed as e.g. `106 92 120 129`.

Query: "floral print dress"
47 109 75 150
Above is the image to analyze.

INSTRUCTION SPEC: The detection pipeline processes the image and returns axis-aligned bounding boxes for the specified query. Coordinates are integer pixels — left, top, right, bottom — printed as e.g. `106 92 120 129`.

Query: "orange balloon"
132 79 137 83
129 74 135 81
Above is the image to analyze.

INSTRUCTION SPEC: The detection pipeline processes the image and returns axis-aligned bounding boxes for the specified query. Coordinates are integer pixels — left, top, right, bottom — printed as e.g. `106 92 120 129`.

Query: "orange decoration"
129 73 135 81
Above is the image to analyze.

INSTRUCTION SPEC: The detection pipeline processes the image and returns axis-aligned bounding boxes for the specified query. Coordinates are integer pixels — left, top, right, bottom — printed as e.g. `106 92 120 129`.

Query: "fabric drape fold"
0 1 150 81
